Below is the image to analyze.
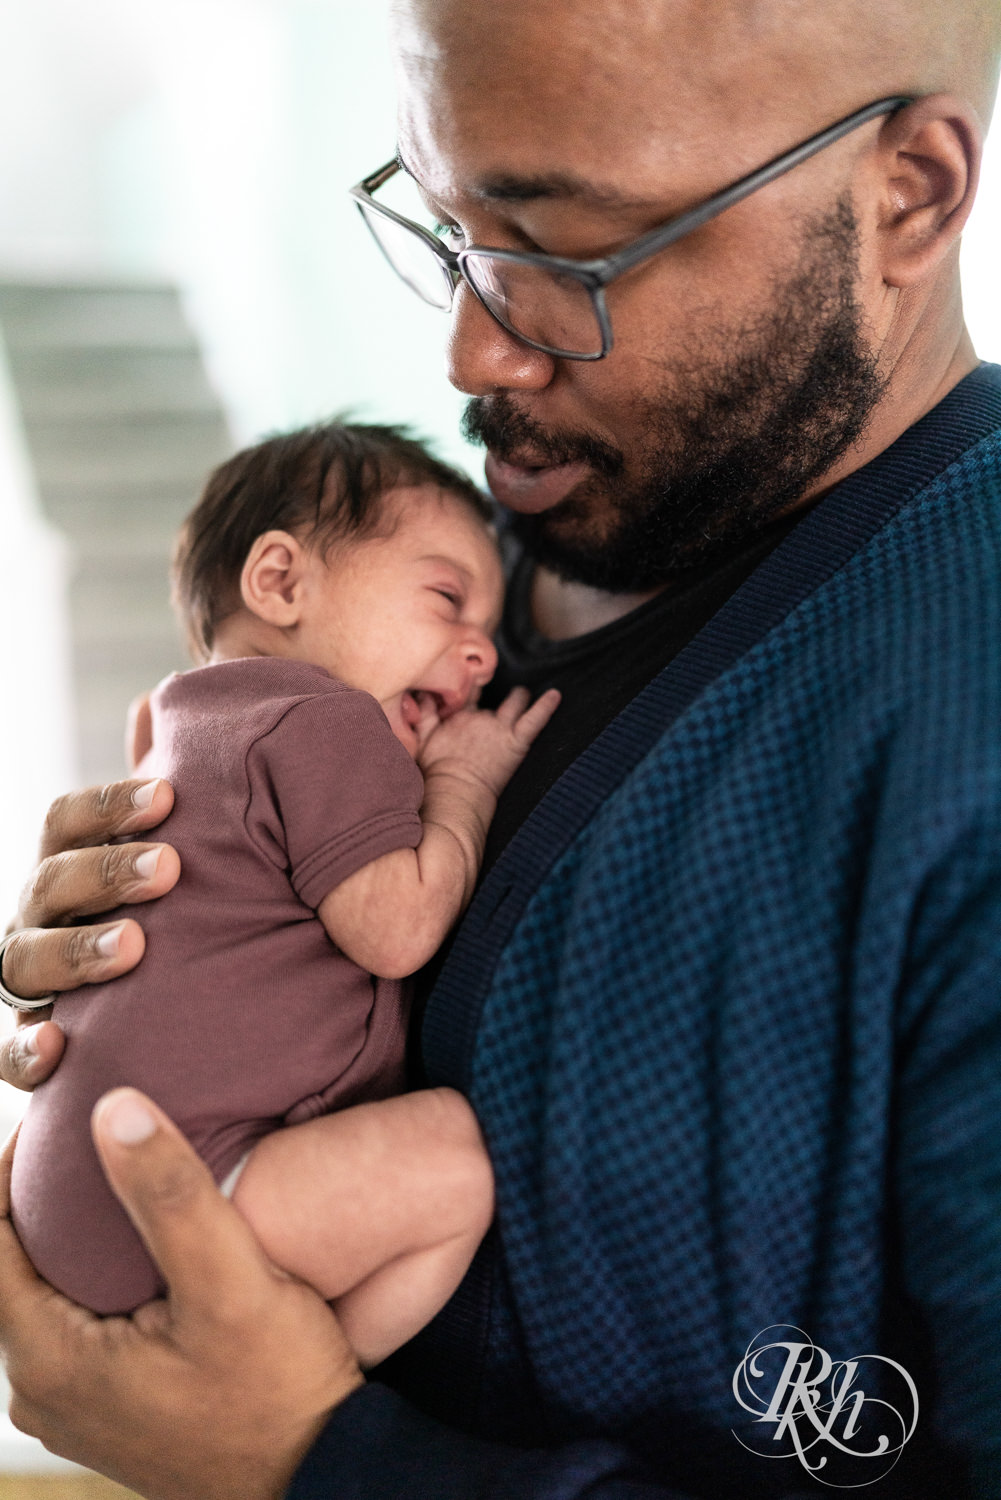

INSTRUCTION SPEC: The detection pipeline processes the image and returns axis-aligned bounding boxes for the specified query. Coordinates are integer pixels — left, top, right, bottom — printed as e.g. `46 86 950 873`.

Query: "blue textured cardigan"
290 365 1001 1498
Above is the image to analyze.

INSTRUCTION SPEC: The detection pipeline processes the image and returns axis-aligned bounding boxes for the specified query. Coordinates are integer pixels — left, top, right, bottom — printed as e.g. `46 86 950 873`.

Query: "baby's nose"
461 630 499 686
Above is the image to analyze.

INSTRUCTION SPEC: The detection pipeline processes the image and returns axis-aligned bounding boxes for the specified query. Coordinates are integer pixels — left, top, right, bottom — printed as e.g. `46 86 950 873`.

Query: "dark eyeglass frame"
350 94 913 362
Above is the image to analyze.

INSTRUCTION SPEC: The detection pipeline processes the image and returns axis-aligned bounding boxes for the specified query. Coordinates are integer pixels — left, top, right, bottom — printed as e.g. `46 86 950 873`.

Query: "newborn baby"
11 420 558 1367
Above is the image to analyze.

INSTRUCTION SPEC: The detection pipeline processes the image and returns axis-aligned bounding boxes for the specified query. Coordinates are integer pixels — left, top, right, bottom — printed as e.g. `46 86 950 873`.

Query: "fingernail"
134 849 160 881
96 922 124 957
104 1092 157 1145
20 1026 41 1057
132 780 159 810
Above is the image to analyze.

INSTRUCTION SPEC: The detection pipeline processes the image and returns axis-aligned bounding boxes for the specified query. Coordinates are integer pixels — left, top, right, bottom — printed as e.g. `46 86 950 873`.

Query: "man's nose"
445 282 555 396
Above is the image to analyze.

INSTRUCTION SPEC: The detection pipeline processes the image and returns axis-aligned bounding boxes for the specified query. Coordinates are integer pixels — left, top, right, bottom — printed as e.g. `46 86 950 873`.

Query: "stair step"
40 482 206 534
0 278 230 786
67 529 181 565
73 648 187 693
0 283 195 352
74 629 185 661
72 588 176 642
29 415 230 493
76 666 187 783
6 347 220 421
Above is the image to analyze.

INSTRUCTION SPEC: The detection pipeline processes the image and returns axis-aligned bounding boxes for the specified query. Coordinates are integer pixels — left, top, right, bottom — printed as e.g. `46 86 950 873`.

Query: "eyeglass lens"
359 203 455 312
461 253 603 357
359 199 603 356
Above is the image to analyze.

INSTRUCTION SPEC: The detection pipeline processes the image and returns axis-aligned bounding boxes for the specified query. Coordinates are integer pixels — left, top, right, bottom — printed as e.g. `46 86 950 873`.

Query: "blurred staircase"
0 281 232 785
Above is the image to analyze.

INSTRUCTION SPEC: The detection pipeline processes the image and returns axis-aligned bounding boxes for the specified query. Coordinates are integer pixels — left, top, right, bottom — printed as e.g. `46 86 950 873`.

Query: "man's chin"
504 505 658 593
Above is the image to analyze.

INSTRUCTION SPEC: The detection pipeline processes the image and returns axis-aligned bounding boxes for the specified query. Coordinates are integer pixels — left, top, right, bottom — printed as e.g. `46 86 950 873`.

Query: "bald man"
2 1 1001 1496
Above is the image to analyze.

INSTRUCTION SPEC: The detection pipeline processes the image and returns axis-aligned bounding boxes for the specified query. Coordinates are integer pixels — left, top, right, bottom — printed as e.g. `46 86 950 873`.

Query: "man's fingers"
0 1021 65 1092
1 919 148 1004
19 840 180 929
38 778 174 862
92 1090 279 1326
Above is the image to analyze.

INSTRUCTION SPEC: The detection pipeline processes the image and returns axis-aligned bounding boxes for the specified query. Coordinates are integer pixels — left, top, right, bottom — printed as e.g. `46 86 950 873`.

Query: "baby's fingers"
494 687 532 725
509 687 561 745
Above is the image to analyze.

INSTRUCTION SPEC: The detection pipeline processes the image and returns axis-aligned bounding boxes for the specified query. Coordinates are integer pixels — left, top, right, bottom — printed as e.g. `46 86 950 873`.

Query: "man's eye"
433 221 467 251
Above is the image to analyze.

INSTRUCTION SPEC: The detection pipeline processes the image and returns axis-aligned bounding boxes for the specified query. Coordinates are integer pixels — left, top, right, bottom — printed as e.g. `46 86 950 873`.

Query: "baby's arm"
230 1086 493 1369
318 687 559 977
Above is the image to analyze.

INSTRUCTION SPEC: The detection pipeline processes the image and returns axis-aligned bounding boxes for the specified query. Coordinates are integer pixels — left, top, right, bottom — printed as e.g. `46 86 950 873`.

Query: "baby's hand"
417 688 560 798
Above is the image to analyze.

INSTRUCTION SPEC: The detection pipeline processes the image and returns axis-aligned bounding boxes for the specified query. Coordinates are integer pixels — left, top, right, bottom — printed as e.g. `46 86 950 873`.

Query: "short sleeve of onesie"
244 685 424 910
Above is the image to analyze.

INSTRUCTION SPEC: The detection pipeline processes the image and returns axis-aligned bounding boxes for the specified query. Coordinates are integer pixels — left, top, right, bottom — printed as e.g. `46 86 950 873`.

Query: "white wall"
0 333 76 923
0 328 79 1478
960 122 1001 360
0 0 471 458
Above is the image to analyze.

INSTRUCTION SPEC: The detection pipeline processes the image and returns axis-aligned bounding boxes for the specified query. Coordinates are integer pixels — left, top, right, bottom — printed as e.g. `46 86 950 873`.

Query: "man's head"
388 0 1000 589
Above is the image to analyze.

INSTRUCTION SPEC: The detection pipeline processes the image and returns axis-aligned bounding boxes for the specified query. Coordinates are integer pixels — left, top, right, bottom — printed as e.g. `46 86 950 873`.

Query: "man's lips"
484 452 591 514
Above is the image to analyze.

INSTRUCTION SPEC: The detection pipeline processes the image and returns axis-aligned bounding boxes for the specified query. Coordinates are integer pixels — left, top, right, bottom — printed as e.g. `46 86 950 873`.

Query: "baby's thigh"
231 1087 494 1262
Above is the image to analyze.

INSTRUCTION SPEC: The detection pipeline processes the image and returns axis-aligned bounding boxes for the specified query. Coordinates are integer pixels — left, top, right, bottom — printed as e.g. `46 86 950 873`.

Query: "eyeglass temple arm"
600 95 914 281
353 159 402 197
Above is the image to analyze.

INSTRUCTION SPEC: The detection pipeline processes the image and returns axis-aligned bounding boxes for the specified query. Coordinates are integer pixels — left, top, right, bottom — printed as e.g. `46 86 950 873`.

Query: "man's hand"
0 1088 363 1500
0 778 179 1090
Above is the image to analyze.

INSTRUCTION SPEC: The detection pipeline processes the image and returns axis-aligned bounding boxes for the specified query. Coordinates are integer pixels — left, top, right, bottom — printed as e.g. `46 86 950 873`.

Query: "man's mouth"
484 452 591 514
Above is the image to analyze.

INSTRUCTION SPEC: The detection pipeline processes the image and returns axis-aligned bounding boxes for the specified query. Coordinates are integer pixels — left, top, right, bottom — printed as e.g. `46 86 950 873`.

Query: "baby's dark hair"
172 419 493 661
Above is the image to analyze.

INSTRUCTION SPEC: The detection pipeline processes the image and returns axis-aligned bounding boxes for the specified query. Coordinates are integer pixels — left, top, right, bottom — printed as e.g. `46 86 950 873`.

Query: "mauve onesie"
10 657 424 1314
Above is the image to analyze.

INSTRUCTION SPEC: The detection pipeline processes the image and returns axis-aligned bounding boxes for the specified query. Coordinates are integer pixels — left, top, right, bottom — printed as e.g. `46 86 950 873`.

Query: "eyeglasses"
350 95 912 362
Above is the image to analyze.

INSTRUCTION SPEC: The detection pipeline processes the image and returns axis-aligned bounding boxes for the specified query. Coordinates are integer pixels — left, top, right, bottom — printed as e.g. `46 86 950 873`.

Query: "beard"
461 195 885 592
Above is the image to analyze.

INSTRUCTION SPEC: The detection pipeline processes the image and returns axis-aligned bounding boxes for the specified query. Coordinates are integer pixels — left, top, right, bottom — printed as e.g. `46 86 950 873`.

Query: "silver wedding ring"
0 931 56 1012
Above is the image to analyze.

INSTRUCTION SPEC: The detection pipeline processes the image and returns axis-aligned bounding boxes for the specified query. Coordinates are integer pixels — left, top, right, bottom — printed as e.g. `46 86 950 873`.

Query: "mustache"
461 395 624 479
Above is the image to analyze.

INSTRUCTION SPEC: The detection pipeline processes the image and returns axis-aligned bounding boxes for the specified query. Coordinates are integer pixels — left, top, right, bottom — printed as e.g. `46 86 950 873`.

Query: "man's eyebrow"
395 148 651 211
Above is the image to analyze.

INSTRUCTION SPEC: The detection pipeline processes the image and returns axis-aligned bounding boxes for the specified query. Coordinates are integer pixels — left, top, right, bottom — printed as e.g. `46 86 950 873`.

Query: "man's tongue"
485 452 590 513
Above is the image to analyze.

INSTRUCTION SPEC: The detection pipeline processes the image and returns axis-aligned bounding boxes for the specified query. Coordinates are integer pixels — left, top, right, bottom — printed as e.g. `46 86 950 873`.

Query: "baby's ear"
241 530 308 627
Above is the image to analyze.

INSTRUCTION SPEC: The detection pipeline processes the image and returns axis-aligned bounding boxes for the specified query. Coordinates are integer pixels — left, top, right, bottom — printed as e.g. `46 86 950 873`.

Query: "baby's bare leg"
231 1086 493 1369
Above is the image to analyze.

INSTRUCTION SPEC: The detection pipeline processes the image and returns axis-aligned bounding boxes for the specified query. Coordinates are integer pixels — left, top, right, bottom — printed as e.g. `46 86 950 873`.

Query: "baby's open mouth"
401 690 446 731
400 691 422 732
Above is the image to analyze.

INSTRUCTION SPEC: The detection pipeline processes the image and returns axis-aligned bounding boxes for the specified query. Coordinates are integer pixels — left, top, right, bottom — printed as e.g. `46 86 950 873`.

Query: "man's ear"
240 530 309 627
874 95 982 289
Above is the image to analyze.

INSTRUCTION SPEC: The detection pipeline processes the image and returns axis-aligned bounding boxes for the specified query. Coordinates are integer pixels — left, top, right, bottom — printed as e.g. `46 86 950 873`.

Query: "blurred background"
0 0 482 932
0 0 470 1480
0 0 999 1480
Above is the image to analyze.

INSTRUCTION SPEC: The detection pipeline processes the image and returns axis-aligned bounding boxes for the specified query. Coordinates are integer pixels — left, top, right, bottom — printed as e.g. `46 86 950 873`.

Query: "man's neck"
529 570 665 642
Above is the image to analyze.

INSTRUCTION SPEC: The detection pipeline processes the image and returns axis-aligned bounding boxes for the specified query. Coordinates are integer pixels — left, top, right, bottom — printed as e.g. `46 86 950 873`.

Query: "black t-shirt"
479 513 803 875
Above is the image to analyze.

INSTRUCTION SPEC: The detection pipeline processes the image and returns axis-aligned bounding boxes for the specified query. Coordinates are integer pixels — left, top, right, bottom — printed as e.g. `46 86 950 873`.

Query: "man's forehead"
391 0 745 206
392 0 1001 167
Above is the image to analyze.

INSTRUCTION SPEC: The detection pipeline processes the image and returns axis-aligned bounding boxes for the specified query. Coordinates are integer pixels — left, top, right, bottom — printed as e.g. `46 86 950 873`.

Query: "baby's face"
298 485 504 755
